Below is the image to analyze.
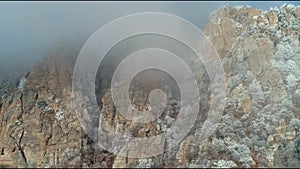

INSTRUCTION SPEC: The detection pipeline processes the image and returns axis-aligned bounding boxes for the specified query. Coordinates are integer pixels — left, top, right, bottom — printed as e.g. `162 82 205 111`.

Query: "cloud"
0 1 299 78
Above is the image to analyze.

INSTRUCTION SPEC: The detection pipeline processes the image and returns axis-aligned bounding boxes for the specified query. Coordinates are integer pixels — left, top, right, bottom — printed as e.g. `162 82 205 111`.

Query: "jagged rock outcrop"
0 44 114 168
202 4 300 168
1 4 300 168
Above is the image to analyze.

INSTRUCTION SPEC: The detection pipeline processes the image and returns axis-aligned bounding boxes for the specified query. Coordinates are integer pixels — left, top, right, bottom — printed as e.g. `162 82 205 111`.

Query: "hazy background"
0 1 299 82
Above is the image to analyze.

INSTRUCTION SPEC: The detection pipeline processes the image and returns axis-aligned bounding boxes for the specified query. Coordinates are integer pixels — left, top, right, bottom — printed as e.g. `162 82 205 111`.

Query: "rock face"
0 45 114 168
203 4 300 168
1 4 300 168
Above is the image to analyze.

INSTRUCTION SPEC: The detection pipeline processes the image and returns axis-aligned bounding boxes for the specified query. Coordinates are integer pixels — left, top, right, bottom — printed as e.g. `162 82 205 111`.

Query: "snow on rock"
55 111 64 121
18 76 27 92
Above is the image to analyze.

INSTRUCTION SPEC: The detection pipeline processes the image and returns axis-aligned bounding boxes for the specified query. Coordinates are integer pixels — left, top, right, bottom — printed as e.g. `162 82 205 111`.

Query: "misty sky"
0 1 299 77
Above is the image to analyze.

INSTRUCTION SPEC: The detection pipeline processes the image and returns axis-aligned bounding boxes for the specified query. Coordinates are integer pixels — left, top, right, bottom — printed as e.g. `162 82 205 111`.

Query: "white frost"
286 74 298 87
55 111 64 121
286 4 295 11
214 160 237 168
18 76 26 92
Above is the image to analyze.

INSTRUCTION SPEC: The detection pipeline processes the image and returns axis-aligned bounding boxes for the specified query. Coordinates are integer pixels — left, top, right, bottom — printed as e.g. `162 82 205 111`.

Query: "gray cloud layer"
0 1 298 77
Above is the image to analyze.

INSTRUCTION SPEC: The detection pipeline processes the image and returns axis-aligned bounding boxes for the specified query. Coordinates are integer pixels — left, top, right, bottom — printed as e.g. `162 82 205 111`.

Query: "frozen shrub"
292 89 300 108
61 147 80 161
286 74 298 88
213 159 237 168
274 142 298 167
226 142 255 167
288 118 300 131
55 111 64 121
248 79 265 107
188 163 204 168
137 158 155 168
210 138 225 155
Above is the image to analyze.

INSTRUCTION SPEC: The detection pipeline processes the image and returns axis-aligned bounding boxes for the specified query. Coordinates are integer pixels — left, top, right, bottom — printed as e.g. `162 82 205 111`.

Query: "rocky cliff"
1 4 300 168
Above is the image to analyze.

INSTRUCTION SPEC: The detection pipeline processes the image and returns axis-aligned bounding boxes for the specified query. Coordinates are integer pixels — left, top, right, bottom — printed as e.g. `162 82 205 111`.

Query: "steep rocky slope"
201 4 300 168
1 4 300 168
0 44 115 168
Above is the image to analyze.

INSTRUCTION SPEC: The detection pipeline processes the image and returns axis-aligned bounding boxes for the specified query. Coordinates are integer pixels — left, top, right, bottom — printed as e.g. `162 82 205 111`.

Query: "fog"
0 1 297 82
